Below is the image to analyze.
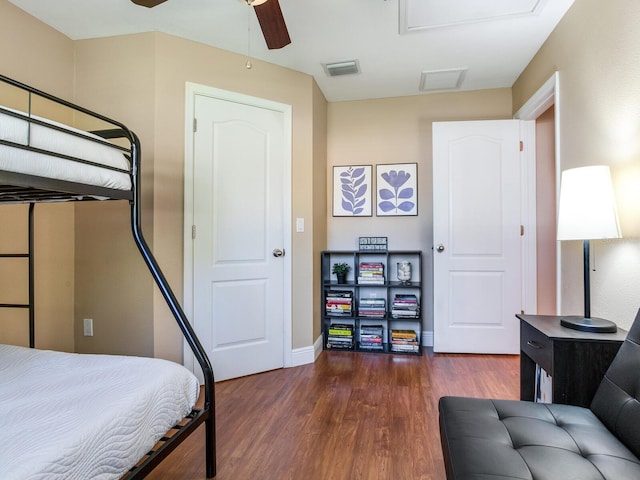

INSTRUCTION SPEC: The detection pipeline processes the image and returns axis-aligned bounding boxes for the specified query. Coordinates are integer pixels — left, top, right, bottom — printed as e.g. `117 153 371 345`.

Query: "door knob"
436 244 445 253
273 248 285 257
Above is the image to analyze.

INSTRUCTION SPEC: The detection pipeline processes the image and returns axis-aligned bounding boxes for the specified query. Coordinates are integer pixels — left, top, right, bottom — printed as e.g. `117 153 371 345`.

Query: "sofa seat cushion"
439 396 640 480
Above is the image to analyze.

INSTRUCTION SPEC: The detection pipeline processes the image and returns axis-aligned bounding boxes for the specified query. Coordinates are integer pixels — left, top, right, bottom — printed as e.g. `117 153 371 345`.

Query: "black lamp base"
560 316 617 333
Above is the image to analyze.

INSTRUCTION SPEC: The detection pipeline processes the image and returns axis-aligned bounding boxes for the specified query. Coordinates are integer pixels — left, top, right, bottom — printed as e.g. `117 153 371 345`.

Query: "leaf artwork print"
378 169 415 214
340 167 368 215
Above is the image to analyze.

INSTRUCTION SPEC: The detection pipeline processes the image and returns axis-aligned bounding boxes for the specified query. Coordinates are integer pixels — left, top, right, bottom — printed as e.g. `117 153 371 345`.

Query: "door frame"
182 81 293 376
514 72 561 315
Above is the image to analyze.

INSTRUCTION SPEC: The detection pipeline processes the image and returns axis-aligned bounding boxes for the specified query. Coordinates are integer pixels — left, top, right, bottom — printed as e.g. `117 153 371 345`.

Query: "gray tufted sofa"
438 309 640 479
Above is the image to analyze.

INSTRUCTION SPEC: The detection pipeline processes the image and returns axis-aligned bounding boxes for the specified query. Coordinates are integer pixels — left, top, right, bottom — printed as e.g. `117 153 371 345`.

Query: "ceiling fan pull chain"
245 0 253 69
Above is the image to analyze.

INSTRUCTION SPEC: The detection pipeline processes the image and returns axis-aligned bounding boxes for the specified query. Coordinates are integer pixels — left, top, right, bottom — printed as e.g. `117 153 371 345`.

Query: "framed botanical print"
376 163 418 216
332 165 373 217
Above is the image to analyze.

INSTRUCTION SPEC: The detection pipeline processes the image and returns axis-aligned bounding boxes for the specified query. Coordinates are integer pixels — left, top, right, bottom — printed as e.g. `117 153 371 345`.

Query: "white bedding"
0 344 199 480
0 107 132 191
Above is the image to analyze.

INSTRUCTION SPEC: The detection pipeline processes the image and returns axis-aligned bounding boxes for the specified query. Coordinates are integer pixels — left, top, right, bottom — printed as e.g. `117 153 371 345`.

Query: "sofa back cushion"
591 308 640 458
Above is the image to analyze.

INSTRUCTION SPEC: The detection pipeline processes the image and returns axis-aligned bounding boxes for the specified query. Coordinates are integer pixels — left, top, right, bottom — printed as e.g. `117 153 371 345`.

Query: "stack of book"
391 294 419 318
390 329 419 353
358 297 386 317
357 262 385 284
359 324 384 351
327 323 354 349
325 290 353 316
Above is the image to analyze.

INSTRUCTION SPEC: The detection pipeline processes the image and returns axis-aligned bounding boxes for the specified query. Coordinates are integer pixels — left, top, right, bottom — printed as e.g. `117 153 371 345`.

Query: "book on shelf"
359 324 384 350
391 293 419 318
327 323 353 349
327 341 354 350
358 297 386 317
390 311 419 318
360 324 384 334
326 289 353 297
357 262 385 284
325 289 353 316
327 322 354 349
390 329 419 352
329 327 353 336
390 344 419 353
391 329 418 339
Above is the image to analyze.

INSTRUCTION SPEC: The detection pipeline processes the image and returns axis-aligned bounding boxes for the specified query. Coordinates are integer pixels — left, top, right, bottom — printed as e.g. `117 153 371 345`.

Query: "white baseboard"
313 334 323 359
289 336 322 368
290 332 432 367
422 330 433 347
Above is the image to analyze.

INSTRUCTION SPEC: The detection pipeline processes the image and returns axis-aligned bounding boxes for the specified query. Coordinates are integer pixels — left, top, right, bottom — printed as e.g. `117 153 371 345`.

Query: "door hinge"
193 118 198 133
520 225 525 236
192 225 196 239
519 141 524 152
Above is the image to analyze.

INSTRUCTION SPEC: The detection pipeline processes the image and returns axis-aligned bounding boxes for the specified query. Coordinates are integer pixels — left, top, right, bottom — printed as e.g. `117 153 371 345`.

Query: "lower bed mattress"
0 344 200 480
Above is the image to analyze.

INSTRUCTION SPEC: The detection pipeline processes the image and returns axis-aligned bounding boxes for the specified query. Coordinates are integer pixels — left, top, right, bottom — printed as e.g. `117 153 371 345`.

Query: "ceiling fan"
131 0 291 50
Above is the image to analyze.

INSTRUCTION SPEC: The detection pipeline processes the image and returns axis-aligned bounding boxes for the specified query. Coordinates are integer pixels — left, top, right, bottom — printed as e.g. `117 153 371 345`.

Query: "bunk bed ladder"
0 203 35 348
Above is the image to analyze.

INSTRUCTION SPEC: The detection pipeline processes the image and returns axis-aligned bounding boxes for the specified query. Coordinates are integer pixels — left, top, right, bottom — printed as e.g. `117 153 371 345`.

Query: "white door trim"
519 120 537 316
182 82 293 375
514 72 561 315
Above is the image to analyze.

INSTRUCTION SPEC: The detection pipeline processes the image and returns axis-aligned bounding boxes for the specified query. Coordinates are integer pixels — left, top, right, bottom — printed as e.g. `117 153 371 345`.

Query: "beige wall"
326 89 513 334
70 32 323 360
513 0 640 330
73 34 156 357
0 1 74 99
312 81 328 342
0 0 75 352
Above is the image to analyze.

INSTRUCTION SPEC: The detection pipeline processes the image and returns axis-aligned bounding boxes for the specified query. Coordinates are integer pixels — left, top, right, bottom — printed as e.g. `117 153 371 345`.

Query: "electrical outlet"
83 318 94 337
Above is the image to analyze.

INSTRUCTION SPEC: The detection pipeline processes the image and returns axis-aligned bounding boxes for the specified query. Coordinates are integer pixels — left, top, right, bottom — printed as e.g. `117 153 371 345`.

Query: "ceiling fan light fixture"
245 0 269 5
131 0 168 7
323 60 361 77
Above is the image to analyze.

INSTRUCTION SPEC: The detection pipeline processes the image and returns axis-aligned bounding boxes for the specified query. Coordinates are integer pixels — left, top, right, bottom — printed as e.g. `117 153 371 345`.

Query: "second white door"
190 90 289 381
432 119 523 354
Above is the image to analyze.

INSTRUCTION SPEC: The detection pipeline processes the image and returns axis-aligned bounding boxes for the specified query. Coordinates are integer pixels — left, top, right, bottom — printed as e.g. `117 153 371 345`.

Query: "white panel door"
433 120 522 353
192 93 287 381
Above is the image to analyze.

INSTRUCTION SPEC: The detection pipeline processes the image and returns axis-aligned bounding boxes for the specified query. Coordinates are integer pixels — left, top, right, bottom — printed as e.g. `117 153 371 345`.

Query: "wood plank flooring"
146 349 520 480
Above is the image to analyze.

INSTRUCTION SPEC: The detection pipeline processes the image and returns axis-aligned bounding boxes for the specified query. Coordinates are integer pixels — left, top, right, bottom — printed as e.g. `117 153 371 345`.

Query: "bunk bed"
0 73 216 479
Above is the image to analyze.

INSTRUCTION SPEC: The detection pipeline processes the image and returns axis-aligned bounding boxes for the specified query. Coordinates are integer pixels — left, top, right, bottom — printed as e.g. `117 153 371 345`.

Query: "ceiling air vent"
323 60 360 77
419 68 467 92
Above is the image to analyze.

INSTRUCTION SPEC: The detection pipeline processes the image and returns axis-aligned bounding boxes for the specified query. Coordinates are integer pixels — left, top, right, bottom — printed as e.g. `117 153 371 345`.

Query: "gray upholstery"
590 312 640 458
439 309 640 480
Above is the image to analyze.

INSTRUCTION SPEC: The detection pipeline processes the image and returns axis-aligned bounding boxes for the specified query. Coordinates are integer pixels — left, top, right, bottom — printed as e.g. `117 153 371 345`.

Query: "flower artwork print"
376 163 417 216
333 165 372 216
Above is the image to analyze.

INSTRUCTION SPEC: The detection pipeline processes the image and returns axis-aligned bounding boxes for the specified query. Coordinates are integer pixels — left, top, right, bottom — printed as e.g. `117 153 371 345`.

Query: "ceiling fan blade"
253 0 291 50
131 0 168 7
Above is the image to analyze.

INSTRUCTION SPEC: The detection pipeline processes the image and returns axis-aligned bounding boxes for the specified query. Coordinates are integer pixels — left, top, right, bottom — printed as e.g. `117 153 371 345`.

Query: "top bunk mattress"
0 344 199 480
0 107 132 191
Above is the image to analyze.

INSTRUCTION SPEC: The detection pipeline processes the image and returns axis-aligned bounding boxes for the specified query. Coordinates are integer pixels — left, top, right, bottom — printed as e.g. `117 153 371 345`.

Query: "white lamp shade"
557 166 622 240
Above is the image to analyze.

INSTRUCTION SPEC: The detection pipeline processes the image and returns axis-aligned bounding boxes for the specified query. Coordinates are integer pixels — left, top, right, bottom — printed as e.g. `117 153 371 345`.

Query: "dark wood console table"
518 314 627 407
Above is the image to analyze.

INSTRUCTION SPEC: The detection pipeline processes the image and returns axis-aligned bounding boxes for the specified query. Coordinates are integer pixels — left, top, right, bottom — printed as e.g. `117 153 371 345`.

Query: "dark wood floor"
146 349 520 480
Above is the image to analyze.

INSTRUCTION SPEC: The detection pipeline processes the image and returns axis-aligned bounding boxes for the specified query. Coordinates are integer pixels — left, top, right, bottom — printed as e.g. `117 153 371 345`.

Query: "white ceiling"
8 0 574 102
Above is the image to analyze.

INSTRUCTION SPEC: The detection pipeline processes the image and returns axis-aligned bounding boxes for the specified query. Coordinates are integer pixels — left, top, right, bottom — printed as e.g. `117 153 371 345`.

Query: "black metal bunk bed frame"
0 73 216 479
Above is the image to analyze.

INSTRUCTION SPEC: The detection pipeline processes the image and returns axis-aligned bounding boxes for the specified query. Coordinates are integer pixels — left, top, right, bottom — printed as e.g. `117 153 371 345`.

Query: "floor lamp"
557 165 621 333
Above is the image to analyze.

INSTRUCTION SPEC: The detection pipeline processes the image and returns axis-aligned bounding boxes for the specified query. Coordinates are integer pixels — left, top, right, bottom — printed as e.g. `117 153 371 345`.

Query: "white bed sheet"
0 107 131 191
0 344 199 480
